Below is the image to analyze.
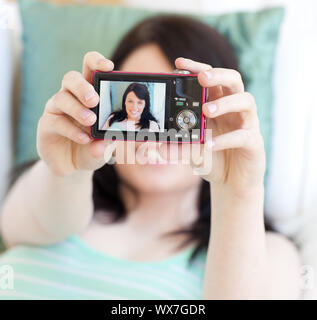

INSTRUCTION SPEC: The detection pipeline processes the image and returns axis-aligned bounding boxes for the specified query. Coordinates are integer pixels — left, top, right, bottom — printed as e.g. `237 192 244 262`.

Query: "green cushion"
16 0 284 173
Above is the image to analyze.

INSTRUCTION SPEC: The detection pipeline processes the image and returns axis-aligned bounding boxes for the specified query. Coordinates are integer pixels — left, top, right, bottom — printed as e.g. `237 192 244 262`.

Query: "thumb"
76 140 116 171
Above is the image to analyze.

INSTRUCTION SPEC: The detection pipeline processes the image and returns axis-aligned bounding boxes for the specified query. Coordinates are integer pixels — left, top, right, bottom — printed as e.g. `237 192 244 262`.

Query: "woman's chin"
140 161 175 168
116 161 201 196
127 114 139 121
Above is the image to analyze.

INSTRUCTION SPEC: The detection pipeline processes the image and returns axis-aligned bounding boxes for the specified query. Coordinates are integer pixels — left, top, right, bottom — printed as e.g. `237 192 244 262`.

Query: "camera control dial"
176 110 197 129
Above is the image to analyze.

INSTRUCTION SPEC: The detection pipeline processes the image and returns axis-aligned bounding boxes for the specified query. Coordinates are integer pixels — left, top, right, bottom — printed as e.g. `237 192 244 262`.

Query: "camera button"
176 110 197 129
183 116 190 124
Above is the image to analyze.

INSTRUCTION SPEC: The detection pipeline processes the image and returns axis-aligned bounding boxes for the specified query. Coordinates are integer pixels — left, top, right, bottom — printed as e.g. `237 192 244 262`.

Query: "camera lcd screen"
91 72 205 143
98 80 167 133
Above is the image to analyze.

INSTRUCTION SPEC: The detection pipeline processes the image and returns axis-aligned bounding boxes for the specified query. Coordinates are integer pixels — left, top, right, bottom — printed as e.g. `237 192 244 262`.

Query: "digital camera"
90 70 207 143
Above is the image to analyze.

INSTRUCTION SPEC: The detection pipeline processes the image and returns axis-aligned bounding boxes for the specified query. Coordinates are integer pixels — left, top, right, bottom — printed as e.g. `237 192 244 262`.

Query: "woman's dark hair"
108 82 159 129
93 15 273 264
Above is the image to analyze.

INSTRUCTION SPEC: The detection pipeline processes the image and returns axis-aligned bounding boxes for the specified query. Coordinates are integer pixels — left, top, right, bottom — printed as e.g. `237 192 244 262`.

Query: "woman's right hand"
37 51 113 176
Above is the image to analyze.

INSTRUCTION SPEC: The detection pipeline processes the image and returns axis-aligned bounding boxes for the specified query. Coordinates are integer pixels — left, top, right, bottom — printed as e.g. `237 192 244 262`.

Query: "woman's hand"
37 51 113 177
175 58 266 196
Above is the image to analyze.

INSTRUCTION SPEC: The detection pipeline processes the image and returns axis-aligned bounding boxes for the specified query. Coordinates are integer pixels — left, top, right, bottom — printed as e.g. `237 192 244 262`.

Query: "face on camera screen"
98 80 166 133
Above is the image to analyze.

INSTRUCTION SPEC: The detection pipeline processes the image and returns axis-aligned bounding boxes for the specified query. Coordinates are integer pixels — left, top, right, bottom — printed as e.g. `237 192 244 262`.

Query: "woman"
101 82 160 131
0 15 300 299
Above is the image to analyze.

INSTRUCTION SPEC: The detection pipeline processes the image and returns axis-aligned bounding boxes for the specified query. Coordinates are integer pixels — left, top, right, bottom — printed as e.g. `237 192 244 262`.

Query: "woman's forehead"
126 91 142 100
120 43 173 73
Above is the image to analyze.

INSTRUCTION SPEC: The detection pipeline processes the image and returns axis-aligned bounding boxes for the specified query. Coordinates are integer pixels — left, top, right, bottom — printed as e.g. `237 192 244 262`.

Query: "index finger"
82 51 114 82
175 57 223 101
175 57 212 74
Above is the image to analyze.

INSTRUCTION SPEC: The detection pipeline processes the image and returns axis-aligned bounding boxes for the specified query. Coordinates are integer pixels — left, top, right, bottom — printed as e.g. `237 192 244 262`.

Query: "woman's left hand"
175 58 266 196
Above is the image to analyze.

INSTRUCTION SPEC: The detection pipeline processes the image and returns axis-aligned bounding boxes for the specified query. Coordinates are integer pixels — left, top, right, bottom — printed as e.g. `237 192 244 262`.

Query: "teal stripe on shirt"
0 236 206 300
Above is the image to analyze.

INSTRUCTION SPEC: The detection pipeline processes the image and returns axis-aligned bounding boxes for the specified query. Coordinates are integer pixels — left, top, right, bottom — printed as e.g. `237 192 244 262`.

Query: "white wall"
0 0 12 203
125 0 298 13
99 81 112 129
152 83 166 131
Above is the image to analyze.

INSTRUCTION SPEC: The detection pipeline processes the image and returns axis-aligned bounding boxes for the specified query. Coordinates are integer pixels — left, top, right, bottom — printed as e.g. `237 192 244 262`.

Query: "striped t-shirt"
0 236 207 299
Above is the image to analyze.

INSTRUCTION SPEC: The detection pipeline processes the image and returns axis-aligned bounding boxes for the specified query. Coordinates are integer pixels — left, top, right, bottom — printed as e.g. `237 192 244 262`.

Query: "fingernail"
78 132 90 142
208 103 217 114
203 70 212 79
98 58 113 68
207 140 215 148
85 91 96 101
81 109 94 120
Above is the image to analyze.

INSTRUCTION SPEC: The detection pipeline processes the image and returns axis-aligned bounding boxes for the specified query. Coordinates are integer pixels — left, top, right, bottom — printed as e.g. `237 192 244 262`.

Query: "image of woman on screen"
102 82 160 131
